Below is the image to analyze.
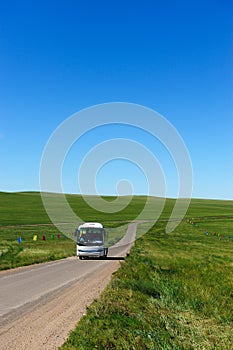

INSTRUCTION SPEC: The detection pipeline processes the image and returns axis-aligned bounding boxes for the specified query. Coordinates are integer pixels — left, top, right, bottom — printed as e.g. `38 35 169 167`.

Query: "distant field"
0 191 232 270
1 191 233 226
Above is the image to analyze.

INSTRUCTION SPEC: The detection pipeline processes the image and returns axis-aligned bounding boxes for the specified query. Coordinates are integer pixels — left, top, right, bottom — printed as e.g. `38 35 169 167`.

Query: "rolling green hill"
0 191 232 226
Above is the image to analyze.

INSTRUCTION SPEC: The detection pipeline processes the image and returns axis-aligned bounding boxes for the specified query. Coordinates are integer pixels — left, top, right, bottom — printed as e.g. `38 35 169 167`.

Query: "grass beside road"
0 225 76 270
61 219 233 350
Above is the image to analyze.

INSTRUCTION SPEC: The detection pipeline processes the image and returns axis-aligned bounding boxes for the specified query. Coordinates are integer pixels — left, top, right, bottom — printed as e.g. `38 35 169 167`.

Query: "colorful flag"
17 237 22 243
33 235 38 241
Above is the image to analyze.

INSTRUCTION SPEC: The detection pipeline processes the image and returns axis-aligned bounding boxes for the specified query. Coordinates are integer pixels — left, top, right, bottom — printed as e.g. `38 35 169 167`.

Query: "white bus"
76 222 108 259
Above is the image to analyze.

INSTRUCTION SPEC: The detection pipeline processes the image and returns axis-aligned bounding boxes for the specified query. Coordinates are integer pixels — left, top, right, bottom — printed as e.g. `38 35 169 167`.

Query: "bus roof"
78 222 103 229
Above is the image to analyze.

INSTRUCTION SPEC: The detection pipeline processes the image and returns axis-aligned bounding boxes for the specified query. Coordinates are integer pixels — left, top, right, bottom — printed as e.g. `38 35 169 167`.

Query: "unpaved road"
0 223 137 350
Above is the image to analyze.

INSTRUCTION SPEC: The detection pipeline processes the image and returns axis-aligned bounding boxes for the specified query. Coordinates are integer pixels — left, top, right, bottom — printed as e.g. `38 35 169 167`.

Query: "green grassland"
1 192 232 226
0 224 76 270
0 192 233 271
1 192 233 348
62 219 233 350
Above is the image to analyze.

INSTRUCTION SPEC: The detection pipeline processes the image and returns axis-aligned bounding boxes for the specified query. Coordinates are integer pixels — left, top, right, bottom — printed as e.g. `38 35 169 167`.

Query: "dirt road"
0 222 137 350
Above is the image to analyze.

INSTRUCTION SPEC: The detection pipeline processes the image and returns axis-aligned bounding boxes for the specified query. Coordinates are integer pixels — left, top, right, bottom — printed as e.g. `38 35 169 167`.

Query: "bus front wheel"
103 248 108 258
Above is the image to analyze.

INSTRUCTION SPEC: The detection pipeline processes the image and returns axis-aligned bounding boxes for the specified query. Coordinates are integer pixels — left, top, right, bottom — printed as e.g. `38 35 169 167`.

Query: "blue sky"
0 0 232 199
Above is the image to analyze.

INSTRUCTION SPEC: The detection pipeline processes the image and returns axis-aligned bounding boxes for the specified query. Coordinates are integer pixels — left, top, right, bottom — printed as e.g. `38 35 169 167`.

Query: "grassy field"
0 191 233 271
1 192 232 226
1 192 233 347
61 219 233 350
0 225 76 270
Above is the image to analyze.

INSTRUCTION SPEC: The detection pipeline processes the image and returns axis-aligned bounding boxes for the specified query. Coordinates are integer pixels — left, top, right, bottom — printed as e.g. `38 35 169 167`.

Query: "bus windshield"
77 228 104 246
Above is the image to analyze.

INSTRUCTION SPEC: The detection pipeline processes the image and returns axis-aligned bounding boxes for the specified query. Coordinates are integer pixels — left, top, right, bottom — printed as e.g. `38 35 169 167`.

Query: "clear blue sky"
0 0 232 199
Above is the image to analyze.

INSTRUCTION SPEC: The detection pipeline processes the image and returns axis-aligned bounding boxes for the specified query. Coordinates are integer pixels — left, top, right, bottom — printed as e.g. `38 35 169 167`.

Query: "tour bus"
76 222 108 259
